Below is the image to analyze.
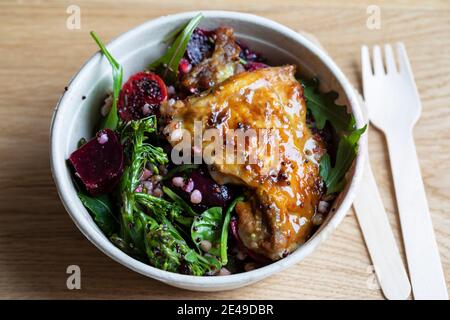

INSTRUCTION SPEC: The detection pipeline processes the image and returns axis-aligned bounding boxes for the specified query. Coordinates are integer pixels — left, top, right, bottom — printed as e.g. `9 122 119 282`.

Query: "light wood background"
0 0 449 299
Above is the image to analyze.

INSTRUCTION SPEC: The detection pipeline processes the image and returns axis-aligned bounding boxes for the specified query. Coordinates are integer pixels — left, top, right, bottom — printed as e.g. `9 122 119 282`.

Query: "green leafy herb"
191 207 223 257
220 196 244 265
142 215 183 272
302 78 365 194
303 79 355 133
118 116 167 247
90 31 123 130
320 125 366 194
162 164 200 181
135 192 192 227
148 13 203 83
120 116 168 193
113 116 218 275
162 186 197 216
142 213 220 275
78 193 117 236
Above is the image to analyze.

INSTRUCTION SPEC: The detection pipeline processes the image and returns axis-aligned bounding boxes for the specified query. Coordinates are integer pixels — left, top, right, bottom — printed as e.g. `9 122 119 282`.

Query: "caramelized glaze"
162 66 325 260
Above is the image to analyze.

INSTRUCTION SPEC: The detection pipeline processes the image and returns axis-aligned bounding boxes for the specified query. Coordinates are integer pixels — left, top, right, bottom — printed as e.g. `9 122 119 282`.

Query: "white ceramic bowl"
50 10 366 291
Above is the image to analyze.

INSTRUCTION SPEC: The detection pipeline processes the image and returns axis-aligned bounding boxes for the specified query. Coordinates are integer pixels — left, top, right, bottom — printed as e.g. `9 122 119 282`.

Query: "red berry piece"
69 129 124 196
118 71 167 122
178 58 192 75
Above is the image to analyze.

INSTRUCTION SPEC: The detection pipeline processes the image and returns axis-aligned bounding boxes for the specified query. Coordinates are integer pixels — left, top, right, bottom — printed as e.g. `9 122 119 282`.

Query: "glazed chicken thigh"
162 66 325 260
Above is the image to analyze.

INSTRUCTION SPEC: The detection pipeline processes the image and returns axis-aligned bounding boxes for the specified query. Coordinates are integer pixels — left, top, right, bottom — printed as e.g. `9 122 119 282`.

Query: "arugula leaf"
162 186 197 216
302 78 365 195
303 79 355 133
90 31 123 130
148 13 202 83
191 207 223 257
320 125 366 194
78 193 117 236
220 196 245 265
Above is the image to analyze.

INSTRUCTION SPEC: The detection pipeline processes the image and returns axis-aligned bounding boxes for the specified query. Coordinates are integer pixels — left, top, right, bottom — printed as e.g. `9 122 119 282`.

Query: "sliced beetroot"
186 28 215 66
244 61 268 72
230 217 270 264
118 71 167 122
189 170 234 207
165 168 234 211
69 129 124 196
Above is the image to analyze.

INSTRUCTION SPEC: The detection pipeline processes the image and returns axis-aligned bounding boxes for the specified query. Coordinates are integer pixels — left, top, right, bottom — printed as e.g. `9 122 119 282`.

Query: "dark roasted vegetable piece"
186 28 215 65
182 26 244 92
69 129 124 196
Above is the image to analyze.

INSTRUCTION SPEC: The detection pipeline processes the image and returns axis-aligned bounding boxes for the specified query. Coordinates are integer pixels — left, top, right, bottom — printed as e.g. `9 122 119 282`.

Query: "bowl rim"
50 10 366 289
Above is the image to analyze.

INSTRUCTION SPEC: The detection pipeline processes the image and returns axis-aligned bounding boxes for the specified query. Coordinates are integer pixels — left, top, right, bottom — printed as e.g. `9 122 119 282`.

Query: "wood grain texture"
0 0 449 299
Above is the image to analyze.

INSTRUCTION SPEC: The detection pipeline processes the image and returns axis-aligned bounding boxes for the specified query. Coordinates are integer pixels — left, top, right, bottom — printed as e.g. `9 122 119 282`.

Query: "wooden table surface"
0 0 449 299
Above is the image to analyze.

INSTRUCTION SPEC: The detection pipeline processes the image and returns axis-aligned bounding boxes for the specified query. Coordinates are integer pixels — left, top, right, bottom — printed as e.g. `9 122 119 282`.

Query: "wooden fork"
361 43 448 300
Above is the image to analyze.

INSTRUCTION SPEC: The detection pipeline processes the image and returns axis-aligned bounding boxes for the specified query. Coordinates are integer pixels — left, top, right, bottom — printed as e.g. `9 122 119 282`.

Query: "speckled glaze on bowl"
50 11 366 291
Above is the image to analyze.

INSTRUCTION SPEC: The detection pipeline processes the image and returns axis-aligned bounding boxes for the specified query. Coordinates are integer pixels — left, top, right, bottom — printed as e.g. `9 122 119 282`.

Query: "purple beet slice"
166 168 234 211
69 129 124 196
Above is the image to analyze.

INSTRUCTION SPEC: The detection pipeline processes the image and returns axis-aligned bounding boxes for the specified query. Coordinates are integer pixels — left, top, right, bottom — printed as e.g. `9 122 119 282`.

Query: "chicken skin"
161 66 325 260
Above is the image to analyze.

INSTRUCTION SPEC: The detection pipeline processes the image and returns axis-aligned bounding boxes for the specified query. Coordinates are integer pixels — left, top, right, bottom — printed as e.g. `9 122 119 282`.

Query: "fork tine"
361 45 372 79
384 44 397 73
396 42 413 75
372 45 385 75
396 42 421 112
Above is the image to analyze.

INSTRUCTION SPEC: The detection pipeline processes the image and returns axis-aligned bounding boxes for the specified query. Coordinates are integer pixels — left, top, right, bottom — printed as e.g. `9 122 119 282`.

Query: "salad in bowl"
59 12 365 280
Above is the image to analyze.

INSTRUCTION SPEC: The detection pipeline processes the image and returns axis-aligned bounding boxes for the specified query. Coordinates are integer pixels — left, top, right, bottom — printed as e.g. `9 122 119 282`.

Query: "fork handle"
353 151 411 300
386 131 448 299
